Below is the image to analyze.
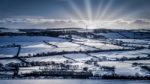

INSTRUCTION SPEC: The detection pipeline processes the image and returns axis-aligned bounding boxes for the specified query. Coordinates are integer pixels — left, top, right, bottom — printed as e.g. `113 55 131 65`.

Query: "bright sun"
85 20 99 29
87 24 97 29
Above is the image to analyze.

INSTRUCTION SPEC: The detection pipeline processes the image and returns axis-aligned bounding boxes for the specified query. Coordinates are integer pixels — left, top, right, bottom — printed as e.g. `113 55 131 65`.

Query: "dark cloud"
132 20 150 25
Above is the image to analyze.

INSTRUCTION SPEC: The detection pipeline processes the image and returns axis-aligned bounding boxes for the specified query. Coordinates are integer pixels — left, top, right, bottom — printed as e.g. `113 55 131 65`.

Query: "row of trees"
22 70 93 79
116 56 150 62
101 74 150 80
0 61 86 71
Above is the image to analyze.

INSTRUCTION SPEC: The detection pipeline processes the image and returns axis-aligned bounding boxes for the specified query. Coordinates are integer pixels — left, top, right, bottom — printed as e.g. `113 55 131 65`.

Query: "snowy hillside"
0 29 150 79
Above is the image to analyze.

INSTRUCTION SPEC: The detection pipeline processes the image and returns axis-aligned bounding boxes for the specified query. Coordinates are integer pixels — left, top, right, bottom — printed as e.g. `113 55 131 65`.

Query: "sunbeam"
104 3 129 20
84 0 92 21
67 0 85 20
95 0 103 20
63 0 149 29
98 0 115 20
0 0 150 81
121 9 144 20
0 0 149 29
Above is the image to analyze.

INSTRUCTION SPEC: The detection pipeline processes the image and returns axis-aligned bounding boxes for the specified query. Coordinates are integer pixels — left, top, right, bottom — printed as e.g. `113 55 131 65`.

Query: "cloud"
0 17 86 28
131 19 150 25
104 19 150 29
128 19 150 29
0 17 150 29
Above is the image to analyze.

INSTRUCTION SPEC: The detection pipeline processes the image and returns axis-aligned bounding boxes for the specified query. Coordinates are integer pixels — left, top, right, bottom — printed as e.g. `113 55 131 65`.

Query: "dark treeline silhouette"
19 48 139 58
1 28 150 40
93 29 150 39
1 61 150 80
101 75 150 80
116 56 150 61
22 70 93 79
140 66 150 72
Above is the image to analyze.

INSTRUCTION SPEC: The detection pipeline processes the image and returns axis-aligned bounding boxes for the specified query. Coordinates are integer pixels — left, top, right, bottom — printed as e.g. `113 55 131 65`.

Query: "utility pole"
85 24 88 38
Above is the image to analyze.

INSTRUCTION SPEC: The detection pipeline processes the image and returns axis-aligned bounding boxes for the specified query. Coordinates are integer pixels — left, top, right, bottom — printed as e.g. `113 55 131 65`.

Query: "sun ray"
95 0 103 21
64 0 145 29
84 0 92 21
120 9 143 20
67 0 85 20
104 3 129 20
98 0 115 20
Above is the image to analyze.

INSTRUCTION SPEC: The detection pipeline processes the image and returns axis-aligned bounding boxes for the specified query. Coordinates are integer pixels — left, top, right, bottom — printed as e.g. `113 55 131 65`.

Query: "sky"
0 0 150 29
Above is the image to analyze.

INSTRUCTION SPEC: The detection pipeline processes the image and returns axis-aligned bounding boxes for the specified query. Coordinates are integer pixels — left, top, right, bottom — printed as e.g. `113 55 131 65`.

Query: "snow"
91 49 150 59
0 36 67 48
95 33 125 39
116 39 150 48
126 60 150 64
73 37 125 50
0 29 19 33
19 66 42 74
25 55 68 63
64 54 92 62
117 39 150 45
0 59 21 65
0 36 66 42
0 36 97 57
52 45 96 52
0 47 18 57
19 43 54 56
98 61 148 76
48 41 97 52
49 42 79 47
0 35 150 77
19 42 96 57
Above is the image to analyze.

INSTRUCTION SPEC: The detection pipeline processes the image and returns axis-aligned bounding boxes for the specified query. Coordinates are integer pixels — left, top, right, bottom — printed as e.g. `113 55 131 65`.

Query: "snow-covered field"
117 39 150 44
95 32 126 39
91 49 150 59
49 41 97 52
0 34 150 77
20 43 54 56
98 61 148 76
75 41 124 50
0 47 18 57
0 36 66 42
25 55 68 63
64 54 93 62
0 59 21 65
0 36 98 57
